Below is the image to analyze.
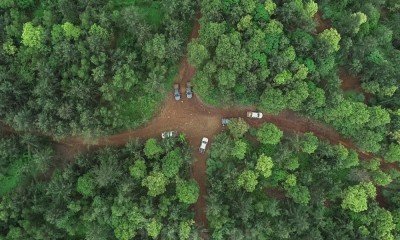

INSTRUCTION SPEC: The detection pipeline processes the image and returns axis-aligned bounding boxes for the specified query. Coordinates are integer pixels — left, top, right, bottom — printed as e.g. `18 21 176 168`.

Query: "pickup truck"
199 137 209 153
247 112 263 119
221 118 230 126
161 130 178 139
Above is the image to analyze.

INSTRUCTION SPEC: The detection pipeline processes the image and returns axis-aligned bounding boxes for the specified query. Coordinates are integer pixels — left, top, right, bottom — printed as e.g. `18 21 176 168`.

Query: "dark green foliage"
0 0 195 138
207 123 399 239
0 139 200 239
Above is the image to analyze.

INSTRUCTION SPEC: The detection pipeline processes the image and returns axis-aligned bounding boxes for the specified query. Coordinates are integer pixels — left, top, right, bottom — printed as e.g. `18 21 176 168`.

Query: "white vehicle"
161 130 178 139
199 137 209 153
247 111 263 119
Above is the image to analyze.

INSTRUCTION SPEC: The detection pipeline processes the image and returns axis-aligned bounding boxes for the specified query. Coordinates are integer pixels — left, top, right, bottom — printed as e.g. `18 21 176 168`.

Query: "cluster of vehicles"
162 111 263 153
169 81 264 153
174 82 192 101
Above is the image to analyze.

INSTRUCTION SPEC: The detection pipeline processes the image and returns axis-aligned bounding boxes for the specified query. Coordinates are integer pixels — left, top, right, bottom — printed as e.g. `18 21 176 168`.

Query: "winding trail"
3 9 391 235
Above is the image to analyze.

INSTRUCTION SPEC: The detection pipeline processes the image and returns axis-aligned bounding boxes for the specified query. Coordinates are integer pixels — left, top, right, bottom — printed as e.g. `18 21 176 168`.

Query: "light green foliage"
21 22 44 48
264 0 277 15
146 219 162 238
285 156 299 170
259 88 287 114
62 22 81 40
112 203 144 240
341 182 376 212
188 41 209 67
227 118 250 139
129 159 146 179
179 220 194 240
231 140 248 160
237 15 253 31
385 144 400 162
375 209 395 240
256 123 283 145
318 28 341 53
300 133 319 154
237 170 258 192
368 106 390 128
2 40 17 55
218 69 236 89
89 23 110 40
142 171 168 197
304 1 318 17
341 150 360 169
162 149 183 178
176 179 199 204
255 154 274 178
77 173 96 197
273 70 292 85
144 138 163 159
373 170 392 186
285 174 297 187
286 185 310 205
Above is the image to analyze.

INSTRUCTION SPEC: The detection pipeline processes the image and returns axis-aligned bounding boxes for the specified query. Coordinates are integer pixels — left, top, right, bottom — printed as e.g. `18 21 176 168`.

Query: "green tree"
318 28 341 54
176 179 199 204
146 219 162 239
142 171 169 197
188 41 209 67
256 123 283 145
300 133 319 154
179 220 194 240
341 182 376 212
259 88 287 114
144 138 163 159
21 22 44 48
62 22 81 40
129 159 147 179
237 170 258 192
255 154 274 178
231 140 247 160
385 144 400 163
162 149 183 178
77 173 96 197
227 118 250 139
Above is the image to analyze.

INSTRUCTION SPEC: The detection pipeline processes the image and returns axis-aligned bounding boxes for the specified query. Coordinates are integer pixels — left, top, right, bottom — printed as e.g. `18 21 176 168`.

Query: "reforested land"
0 137 201 239
0 130 54 196
189 0 400 157
207 120 400 239
0 0 195 138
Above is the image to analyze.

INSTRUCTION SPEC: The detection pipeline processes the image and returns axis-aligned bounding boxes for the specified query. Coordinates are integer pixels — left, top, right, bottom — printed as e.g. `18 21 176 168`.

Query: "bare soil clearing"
314 11 331 34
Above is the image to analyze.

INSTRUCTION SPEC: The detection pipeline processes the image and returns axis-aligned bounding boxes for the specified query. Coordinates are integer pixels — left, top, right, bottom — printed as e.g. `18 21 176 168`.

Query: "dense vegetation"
0 136 200 239
207 120 400 239
1 0 400 240
0 130 54 196
0 0 195 138
188 0 400 157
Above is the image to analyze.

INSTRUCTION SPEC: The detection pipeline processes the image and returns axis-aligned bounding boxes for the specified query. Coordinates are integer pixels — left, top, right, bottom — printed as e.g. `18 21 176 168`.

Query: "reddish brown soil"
339 70 372 103
314 11 331 34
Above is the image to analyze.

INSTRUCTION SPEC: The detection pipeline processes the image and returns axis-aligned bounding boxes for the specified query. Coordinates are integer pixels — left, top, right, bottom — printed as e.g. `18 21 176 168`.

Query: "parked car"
247 111 263 119
199 137 209 153
161 130 178 139
174 84 180 101
221 118 230 126
186 82 193 99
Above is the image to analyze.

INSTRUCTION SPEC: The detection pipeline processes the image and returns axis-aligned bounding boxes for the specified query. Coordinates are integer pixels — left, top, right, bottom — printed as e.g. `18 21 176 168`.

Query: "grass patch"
113 0 164 27
116 65 178 130
0 155 28 196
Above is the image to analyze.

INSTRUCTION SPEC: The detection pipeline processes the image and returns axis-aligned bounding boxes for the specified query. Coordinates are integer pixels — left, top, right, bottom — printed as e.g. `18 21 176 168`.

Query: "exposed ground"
314 11 331 34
